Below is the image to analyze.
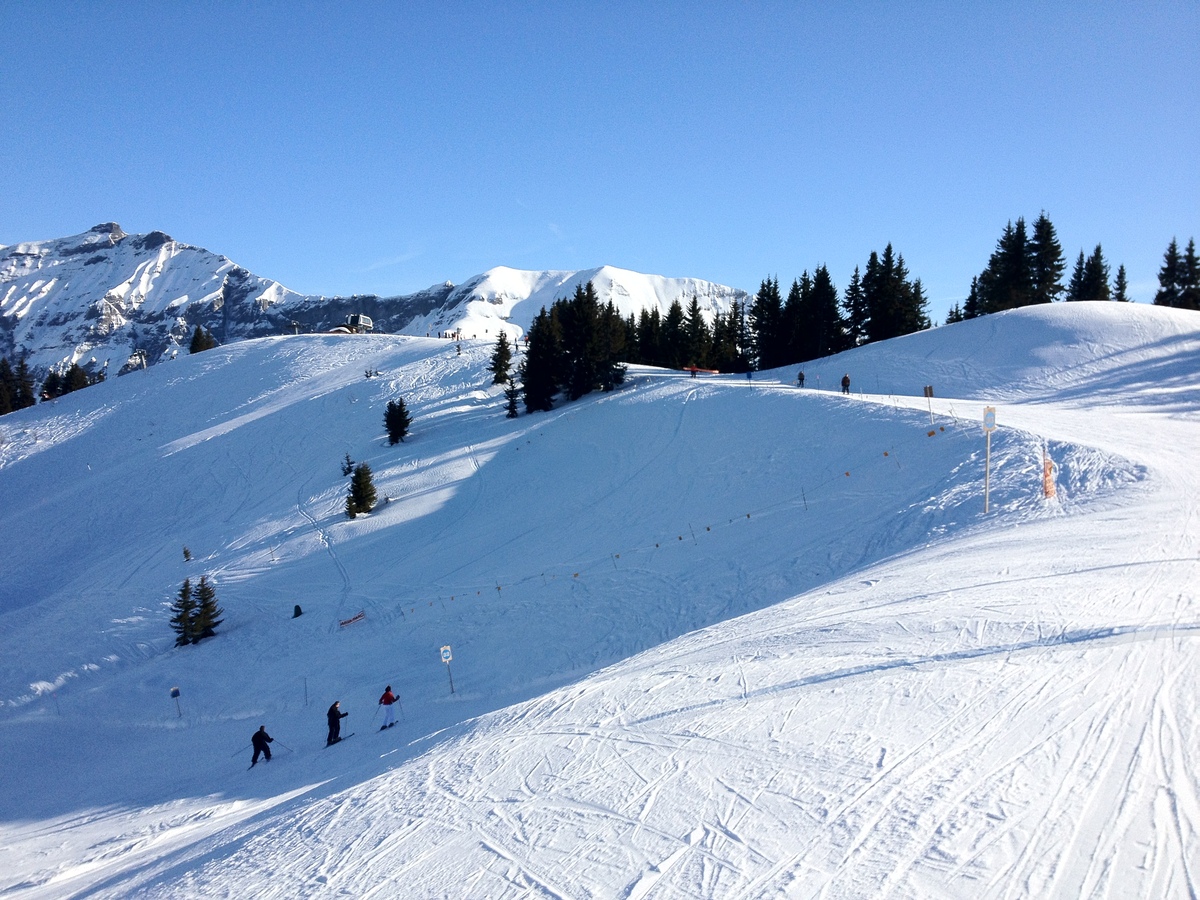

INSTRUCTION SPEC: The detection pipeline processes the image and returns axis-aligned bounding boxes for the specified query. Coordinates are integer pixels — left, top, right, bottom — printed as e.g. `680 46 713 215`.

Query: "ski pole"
397 696 405 720
274 740 293 754
371 703 381 726
230 744 251 758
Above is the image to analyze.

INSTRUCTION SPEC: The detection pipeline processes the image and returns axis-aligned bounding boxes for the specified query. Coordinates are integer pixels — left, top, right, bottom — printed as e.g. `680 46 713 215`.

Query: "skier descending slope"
326 701 348 746
378 685 399 730
250 726 273 766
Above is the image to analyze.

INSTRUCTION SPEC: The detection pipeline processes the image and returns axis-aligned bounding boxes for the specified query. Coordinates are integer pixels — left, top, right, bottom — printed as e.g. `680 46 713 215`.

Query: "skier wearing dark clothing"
327 701 348 746
841 373 851 394
251 726 273 765
797 370 805 388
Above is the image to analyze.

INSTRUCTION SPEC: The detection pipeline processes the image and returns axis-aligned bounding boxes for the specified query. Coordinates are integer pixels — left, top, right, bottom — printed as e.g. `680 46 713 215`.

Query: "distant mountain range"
0 224 750 377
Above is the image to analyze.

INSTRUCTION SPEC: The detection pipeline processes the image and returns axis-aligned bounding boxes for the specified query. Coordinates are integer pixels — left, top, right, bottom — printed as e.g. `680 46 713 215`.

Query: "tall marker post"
170 686 182 718
983 406 997 513
441 645 455 694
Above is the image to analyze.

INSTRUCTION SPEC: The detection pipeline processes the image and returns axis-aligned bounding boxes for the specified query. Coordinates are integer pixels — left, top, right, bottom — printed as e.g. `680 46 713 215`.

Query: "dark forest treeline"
1 357 103 416
517 243 930 413
514 221 1196 415
946 215 1198 322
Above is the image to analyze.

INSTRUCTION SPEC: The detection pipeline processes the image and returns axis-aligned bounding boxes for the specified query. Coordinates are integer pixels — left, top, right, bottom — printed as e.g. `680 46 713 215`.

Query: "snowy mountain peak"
416 262 750 342
1 226 750 378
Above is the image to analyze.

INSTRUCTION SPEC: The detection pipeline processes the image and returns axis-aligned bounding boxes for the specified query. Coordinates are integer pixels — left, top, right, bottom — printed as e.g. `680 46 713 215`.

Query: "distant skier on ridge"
841 373 851 394
326 701 348 746
378 685 399 730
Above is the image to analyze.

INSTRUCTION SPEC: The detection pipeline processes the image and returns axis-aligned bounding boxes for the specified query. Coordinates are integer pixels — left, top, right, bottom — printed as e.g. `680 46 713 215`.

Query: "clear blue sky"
2 3 1196 322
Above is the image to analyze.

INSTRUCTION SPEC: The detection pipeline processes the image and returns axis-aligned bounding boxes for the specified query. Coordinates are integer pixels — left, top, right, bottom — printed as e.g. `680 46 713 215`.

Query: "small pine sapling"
504 376 521 418
341 452 355 476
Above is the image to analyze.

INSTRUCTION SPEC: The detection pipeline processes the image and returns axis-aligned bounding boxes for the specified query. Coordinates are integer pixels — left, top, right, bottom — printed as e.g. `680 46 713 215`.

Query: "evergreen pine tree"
809 265 846 357
384 397 411 444
661 299 686 370
733 299 753 372
635 308 662 366
683 295 712 369
1074 245 1111 302
1181 238 1200 310
1112 264 1130 302
61 363 90 395
341 452 355 476
0 358 14 416
191 575 224 640
560 283 603 399
841 267 868 346
521 307 561 412
781 275 808 363
346 462 377 517
944 303 964 324
623 312 640 363
1029 212 1066 304
1154 238 1184 307
863 245 929 342
488 331 513 385
708 311 733 372
977 218 1033 313
14 359 36 409
1066 251 1088 302
596 301 628 391
504 376 521 418
169 578 197 647
962 276 982 319
40 370 63 401
189 325 216 354
749 277 783 369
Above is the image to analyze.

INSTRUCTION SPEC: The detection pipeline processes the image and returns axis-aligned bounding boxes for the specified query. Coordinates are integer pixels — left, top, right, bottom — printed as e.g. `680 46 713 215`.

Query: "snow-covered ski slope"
0 302 1196 898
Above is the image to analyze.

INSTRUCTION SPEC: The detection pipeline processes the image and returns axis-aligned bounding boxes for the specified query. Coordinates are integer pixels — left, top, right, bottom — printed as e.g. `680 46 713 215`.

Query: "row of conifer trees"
496 242 931 412
0 357 102 414
947 218 1198 321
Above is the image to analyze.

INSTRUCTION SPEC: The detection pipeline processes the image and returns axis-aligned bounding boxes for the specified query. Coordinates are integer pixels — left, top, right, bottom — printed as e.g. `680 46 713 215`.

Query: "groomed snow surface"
0 302 1197 899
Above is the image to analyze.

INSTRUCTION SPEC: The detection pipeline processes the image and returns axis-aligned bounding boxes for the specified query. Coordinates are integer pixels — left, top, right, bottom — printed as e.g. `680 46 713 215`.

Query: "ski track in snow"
0 305 1198 898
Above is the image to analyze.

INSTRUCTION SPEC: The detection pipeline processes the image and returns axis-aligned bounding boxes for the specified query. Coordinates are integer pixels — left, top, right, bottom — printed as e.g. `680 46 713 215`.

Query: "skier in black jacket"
326 701 348 746
251 726 273 766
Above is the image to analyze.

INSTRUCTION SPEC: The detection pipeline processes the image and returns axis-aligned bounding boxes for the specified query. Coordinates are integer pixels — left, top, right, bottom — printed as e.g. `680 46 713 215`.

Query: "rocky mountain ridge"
0 224 749 378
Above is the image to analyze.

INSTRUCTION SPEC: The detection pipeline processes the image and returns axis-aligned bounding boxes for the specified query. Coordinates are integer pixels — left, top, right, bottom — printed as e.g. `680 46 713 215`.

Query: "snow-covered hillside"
0 225 748 379
0 303 1196 898
419 264 750 343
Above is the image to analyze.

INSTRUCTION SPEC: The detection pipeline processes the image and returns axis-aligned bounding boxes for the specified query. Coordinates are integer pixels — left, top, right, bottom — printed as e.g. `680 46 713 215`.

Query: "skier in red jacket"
379 685 399 730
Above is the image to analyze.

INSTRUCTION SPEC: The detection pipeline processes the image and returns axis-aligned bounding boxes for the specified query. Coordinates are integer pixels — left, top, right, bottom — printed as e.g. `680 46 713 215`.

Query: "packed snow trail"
0 304 1197 898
